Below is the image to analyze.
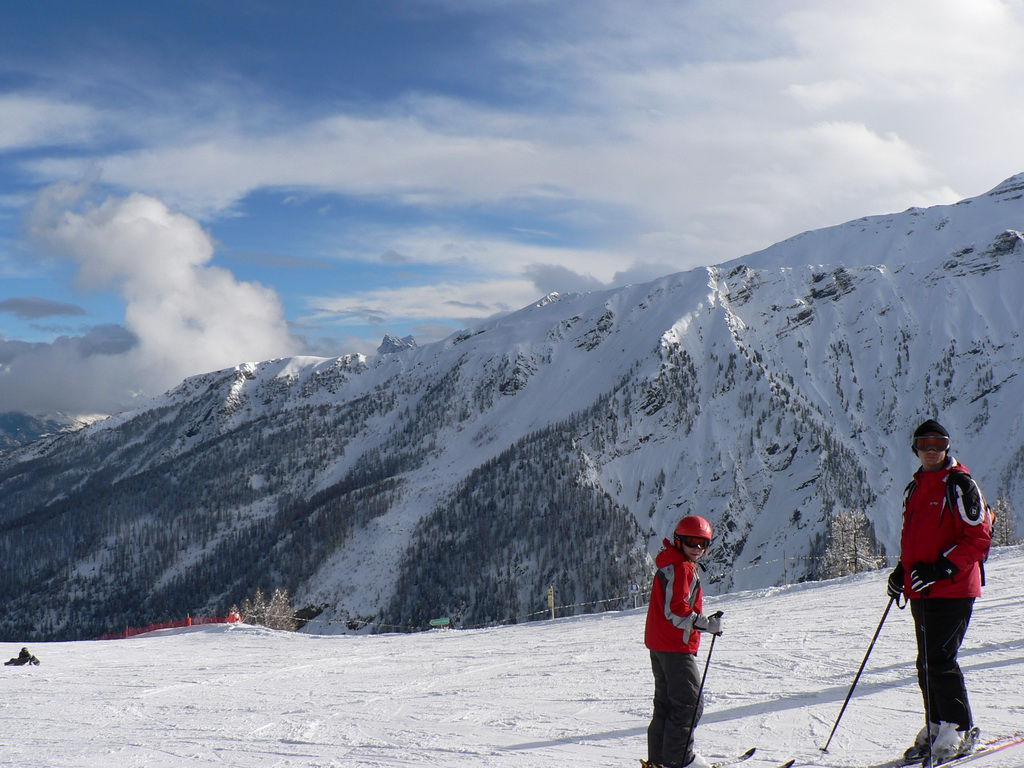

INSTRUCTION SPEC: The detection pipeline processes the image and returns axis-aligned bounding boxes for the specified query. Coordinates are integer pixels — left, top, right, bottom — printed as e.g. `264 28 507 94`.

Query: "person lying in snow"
5 647 41 666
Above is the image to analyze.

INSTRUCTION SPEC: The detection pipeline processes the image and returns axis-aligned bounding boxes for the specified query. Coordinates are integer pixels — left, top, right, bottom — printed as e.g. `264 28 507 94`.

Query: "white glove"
693 611 724 636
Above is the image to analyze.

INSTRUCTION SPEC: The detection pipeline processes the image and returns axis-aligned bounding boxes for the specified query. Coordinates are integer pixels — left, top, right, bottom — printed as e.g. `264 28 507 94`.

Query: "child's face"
678 536 710 562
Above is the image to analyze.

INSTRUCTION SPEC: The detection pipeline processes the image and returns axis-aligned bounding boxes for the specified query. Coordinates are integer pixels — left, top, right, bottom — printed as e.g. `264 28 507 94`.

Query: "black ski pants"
648 649 703 767
910 597 975 730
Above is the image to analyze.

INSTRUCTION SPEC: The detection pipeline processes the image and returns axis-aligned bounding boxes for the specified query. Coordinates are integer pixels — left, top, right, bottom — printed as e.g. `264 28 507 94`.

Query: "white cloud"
305 250 676 344
318 222 636 285
0 95 100 151
303 222 663 338
310 277 537 328
0 185 299 415
27 0 1022 267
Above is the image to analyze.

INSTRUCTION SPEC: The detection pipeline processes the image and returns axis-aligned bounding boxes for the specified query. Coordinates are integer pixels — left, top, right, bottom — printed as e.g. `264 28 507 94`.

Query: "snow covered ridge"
0 411 101 451
3 547 1023 768
2 175 1024 641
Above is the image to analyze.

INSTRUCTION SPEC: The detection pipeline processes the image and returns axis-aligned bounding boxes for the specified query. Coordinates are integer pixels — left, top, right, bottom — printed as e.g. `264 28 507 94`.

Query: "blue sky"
2 0 1024 416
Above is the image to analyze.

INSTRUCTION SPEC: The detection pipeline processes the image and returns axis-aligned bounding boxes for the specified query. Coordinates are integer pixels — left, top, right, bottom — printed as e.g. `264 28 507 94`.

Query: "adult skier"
644 514 724 768
886 419 991 763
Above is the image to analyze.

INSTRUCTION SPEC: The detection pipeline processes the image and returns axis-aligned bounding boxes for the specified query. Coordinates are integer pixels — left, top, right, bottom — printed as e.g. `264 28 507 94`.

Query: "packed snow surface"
2 547 1022 768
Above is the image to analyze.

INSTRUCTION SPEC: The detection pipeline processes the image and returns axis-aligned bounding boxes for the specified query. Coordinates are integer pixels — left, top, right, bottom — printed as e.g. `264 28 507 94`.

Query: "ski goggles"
913 436 949 452
675 535 711 550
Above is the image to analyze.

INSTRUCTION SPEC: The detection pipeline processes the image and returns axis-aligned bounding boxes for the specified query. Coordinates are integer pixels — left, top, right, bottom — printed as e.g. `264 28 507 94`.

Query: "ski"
923 733 1024 767
713 747 757 768
640 747 756 768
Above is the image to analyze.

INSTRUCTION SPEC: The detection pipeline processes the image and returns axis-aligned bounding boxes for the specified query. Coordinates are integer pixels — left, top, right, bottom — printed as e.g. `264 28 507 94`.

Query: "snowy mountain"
2 174 1024 641
4 546 1023 768
0 411 94 451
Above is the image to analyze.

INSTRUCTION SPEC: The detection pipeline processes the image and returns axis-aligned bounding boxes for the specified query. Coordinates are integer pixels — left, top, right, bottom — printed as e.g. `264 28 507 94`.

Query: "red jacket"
900 458 991 599
645 540 704 653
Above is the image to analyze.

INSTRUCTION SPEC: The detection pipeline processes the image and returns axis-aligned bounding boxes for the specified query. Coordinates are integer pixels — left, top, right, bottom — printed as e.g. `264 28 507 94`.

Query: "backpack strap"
902 479 917 513
945 468 986 526
946 468 992 586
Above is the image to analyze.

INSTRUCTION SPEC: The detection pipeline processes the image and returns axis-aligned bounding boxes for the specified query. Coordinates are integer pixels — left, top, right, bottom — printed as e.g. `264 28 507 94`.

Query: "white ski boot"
929 722 980 764
904 723 938 762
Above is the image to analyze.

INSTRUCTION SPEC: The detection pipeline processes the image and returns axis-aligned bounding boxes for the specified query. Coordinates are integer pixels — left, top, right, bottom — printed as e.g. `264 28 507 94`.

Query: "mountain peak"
377 334 417 355
982 172 1024 200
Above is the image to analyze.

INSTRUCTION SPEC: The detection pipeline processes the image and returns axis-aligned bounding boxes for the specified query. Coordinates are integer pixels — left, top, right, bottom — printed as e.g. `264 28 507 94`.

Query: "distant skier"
4 647 41 666
886 419 992 763
643 514 723 768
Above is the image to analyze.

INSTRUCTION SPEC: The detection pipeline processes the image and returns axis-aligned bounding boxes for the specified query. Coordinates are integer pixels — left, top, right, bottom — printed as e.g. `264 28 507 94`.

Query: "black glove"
909 556 958 593
886 562 905 599
693 610 724 636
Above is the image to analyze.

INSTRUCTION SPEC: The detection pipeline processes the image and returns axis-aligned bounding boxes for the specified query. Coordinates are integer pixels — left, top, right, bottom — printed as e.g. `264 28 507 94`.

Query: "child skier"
644 514 723 768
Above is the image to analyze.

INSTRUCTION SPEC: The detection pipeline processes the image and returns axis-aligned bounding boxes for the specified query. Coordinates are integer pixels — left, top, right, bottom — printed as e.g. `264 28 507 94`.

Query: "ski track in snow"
2 547 1022 768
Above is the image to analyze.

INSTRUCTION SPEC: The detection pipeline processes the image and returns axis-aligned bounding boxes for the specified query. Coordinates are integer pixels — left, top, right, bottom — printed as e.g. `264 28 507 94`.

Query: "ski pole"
919 603 934 768
684 611 722 761
820 596 895 752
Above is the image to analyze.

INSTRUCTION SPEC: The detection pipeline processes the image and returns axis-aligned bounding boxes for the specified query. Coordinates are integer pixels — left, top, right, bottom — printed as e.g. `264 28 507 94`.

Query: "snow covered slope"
0 411 96 450
3 545 1022 768
2 175 1024 641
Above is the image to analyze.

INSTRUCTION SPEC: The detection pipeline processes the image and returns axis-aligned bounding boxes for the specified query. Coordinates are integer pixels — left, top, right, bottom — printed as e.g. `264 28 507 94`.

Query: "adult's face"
914 434 949 472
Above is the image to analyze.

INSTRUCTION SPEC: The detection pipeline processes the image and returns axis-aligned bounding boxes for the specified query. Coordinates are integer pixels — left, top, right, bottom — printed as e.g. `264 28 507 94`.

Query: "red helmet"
674 515 713 541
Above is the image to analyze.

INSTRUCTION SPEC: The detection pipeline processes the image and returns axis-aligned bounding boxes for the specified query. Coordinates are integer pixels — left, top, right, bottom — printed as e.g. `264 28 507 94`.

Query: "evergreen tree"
240 589 268 626
266 588 298 631
239 588 297 631
820 508 886 579
991 497 1020 546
